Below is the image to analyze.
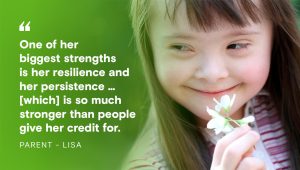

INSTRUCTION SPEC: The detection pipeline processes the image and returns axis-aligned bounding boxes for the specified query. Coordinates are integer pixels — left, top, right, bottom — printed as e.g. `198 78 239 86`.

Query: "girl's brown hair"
131 0 300 169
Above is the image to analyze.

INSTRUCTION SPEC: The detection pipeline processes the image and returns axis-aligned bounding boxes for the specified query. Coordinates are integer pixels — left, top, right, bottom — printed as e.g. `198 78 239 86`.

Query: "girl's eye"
170 44 193 52
227 43 249 50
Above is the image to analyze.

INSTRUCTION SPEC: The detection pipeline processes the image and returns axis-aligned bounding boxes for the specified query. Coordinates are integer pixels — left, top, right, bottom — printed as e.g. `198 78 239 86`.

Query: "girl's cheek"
165 64 190 85
161 58 194 79
236 57 270 85
155 59 181 87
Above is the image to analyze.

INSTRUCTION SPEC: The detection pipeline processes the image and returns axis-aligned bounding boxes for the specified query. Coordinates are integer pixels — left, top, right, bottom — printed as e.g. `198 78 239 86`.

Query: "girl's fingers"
212 125 251 166
237 157 266 170
243 146 255 157
221 130 260 170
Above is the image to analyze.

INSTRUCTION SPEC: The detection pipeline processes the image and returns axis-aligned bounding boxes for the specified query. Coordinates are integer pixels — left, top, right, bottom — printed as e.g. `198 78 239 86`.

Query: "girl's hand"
211 126 265 170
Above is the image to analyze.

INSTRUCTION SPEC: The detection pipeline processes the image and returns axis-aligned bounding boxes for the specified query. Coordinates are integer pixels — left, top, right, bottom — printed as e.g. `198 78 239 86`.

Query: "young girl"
124 0 300 169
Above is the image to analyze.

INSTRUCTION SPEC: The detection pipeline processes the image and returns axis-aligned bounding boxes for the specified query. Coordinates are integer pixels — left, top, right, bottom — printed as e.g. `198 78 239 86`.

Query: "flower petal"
236 116 255 125
215 117 226 127
207 116 227 130
230 94 236 107
206 107 220 117
242 116 255 123
220 95 231 107
207 119 217 129
215 104 221 112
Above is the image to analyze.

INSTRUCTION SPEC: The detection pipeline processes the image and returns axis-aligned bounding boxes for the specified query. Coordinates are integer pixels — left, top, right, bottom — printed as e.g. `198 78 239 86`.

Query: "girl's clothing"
125 92 291 170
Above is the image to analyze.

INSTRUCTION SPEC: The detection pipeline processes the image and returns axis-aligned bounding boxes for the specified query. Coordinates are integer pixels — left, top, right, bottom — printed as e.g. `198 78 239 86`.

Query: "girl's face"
149 0 273 125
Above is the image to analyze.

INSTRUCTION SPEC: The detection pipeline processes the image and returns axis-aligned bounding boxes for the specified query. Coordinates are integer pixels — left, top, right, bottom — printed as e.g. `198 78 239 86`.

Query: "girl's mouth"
192 84 240 97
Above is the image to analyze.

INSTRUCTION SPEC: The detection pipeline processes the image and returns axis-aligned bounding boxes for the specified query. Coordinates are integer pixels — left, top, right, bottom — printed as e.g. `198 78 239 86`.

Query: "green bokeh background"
0 0 148 170
1 0 300 170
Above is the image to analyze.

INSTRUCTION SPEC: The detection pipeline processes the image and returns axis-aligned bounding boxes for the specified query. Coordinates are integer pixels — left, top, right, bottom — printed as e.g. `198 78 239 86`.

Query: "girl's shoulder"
122 105 168 170
122 127 168 170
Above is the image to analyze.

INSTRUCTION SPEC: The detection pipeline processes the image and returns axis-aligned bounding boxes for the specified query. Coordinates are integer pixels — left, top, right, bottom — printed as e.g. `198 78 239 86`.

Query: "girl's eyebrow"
226 30 260 37
163 30 260 40
163 34 197 41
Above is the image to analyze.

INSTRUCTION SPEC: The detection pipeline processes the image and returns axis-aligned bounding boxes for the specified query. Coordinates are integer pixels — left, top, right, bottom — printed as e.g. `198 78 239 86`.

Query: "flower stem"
227 117 241 127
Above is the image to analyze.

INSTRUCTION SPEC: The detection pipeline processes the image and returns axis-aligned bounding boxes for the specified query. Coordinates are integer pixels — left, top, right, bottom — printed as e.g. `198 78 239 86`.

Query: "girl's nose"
194 56 229 82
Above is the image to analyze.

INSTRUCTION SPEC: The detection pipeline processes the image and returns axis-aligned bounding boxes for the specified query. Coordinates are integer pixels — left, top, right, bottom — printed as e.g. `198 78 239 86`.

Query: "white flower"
206 107 234 134
213 94 236 113
206 94 255 135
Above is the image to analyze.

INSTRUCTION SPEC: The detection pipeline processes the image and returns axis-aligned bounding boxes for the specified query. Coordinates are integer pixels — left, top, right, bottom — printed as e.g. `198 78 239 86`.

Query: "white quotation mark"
19 21 30 31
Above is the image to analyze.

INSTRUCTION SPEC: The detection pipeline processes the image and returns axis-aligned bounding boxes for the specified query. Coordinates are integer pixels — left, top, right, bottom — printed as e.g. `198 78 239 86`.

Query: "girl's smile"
187 83 240 97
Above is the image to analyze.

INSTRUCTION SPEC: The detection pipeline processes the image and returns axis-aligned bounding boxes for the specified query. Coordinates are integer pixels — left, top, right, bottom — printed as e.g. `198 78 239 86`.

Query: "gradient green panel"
2 1 300 170
0 0 148 170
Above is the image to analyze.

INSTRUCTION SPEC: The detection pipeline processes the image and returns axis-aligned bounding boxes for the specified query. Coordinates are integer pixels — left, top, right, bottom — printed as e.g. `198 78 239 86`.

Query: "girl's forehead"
150 0 264 32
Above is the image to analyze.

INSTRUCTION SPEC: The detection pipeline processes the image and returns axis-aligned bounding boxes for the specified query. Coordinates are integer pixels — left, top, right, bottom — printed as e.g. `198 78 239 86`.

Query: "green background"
0 0 300 170
0 0 148 170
